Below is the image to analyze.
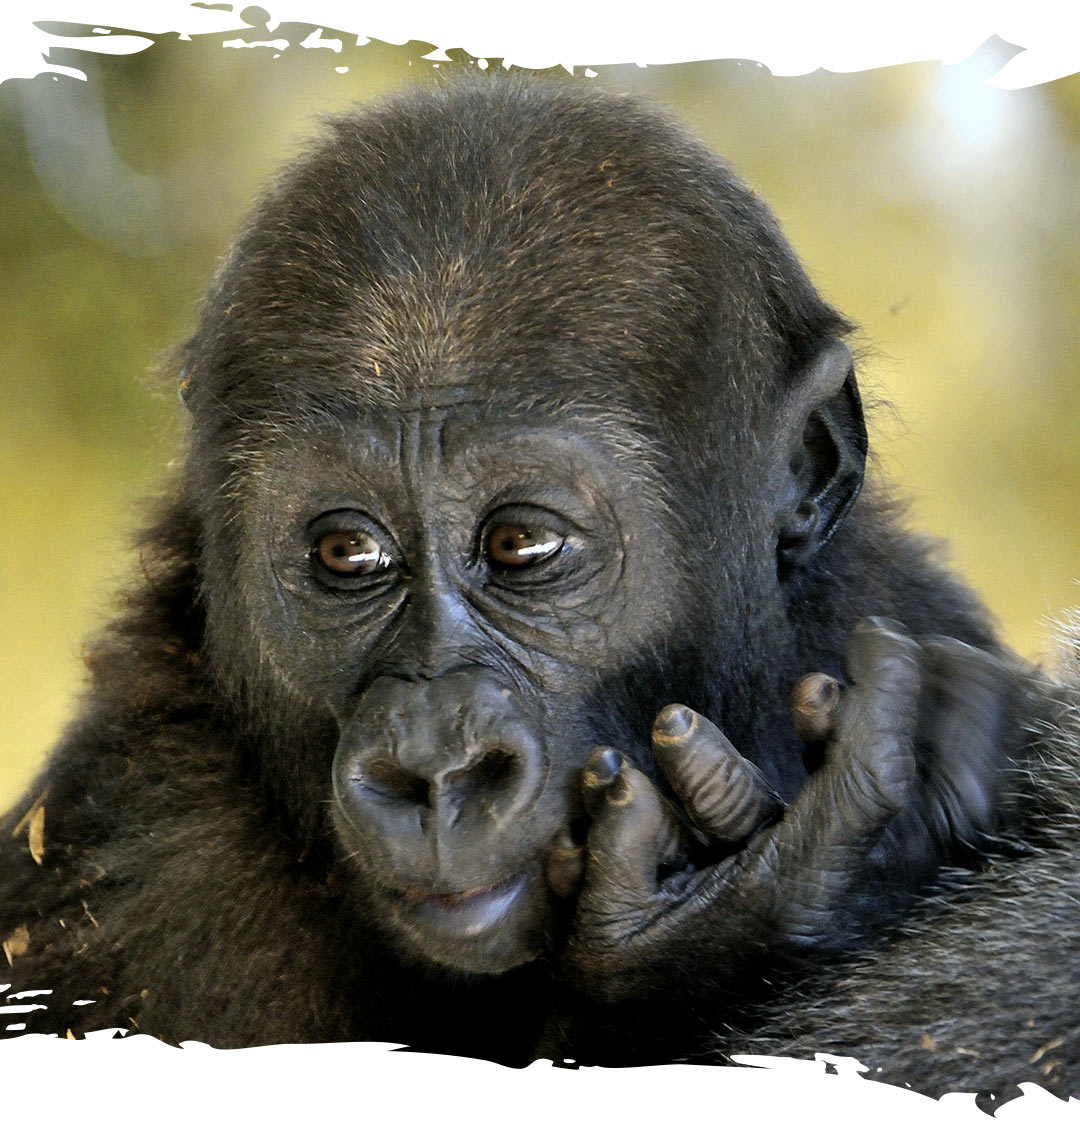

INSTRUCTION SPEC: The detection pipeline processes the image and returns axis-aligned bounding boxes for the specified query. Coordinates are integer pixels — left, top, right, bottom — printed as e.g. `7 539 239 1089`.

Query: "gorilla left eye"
486 523 565 569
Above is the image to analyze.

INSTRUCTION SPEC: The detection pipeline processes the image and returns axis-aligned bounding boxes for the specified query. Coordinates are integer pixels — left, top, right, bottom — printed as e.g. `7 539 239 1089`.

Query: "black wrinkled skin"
2 78 1077 1097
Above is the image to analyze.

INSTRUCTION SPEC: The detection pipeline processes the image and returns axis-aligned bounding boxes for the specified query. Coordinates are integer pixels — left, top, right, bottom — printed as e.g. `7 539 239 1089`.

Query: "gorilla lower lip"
404 874 528 937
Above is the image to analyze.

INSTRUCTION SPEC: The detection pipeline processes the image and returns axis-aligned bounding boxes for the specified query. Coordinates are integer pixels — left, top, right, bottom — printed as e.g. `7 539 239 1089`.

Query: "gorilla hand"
555 620 1025 1012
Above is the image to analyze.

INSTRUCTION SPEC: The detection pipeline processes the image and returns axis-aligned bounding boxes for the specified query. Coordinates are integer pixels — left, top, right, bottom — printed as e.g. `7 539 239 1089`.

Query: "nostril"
363 758 431 806
477 748 519 790
443 748 519 805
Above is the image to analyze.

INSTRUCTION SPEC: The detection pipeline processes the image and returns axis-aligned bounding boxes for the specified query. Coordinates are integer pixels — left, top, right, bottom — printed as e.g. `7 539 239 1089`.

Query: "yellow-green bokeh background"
2 30 1079 810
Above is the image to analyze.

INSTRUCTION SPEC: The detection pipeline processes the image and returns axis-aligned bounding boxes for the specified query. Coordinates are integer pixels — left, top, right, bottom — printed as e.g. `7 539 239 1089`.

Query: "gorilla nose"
361 745 520 812
332 670 549 870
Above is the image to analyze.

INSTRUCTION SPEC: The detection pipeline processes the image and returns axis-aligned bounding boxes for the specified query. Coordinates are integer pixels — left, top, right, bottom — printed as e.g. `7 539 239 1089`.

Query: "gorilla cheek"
330 667 568 973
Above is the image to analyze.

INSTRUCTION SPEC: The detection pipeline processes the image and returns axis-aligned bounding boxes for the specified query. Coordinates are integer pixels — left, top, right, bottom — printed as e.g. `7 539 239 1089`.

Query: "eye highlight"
485 523 565 569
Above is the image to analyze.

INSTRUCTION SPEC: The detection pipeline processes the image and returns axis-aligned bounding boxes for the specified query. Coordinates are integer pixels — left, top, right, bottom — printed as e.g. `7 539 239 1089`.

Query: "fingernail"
793 673 840 715
654 704 693 739
583 747 621 787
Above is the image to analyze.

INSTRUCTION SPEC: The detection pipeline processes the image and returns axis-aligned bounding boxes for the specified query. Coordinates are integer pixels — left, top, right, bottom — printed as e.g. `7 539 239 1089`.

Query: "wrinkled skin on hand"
540 619 1027 1059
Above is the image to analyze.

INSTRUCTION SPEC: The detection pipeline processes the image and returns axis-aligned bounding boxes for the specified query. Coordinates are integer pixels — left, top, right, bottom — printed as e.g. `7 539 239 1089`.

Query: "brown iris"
315 530 391 576
486 523 564 568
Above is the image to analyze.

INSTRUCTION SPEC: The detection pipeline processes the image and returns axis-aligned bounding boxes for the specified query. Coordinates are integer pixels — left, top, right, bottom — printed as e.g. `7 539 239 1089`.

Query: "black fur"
2 79 1075 1095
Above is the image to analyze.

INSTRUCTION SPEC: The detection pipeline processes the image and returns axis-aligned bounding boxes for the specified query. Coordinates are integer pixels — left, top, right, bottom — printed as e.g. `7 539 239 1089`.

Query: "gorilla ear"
775 341 867 572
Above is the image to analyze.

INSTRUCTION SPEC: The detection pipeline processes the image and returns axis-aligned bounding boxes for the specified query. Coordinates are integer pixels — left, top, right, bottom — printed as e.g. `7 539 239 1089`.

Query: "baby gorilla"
0 80 1056 1089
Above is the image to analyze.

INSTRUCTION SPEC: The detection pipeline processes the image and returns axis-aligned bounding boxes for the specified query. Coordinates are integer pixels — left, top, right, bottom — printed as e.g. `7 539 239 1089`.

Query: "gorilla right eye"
313 529 392 576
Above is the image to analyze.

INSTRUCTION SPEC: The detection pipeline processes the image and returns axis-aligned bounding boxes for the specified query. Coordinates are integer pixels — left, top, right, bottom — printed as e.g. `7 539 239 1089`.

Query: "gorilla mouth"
397 872 530 939
378 866 556 974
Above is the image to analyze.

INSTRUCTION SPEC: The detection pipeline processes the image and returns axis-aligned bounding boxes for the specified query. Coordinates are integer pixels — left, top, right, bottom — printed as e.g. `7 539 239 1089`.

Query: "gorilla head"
168 80 987 979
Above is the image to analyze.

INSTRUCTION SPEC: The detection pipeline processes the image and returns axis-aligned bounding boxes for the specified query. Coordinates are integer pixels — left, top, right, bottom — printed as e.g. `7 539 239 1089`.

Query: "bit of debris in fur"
28 804 45 865
918 1034 937 1051
11 790 48 865
3 924 30 966
1031 1036 1066 1064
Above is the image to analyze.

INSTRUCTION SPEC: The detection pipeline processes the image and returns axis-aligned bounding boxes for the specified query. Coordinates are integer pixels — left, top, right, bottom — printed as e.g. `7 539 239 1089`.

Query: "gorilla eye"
313 529 392 577
486 523 565 569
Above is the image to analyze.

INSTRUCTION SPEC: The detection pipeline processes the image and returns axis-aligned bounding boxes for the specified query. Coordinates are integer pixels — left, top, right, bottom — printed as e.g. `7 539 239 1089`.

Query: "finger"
917 637 1024 842
580 760 682 905
741 625 922 928
652 705 782 843
791 673 842 744
839 619 924 755
581 746 688 869
845 616 910 682
581 746 624 820
545 826 585 899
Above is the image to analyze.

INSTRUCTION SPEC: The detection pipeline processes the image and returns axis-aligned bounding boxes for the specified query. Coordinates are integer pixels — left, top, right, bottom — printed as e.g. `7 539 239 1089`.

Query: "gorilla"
2 78 1078 1098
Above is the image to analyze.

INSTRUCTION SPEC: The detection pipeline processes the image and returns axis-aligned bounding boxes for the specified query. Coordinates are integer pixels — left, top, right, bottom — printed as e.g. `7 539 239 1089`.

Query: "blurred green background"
2 26 1079 809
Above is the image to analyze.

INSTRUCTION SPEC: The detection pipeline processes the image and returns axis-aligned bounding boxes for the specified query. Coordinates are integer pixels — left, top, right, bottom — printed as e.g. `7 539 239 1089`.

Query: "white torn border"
0 1033 1076 1123
1 1 1079 87
4 0 1080 1120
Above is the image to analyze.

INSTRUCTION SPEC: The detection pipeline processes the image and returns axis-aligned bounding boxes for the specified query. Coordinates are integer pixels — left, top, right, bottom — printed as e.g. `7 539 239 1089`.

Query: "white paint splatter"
0 1036 1072 1122
2 2 1079 87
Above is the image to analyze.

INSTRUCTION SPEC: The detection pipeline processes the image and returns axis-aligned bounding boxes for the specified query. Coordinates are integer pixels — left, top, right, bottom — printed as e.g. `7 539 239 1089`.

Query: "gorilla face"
225 392 693 972
178 81 861 980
